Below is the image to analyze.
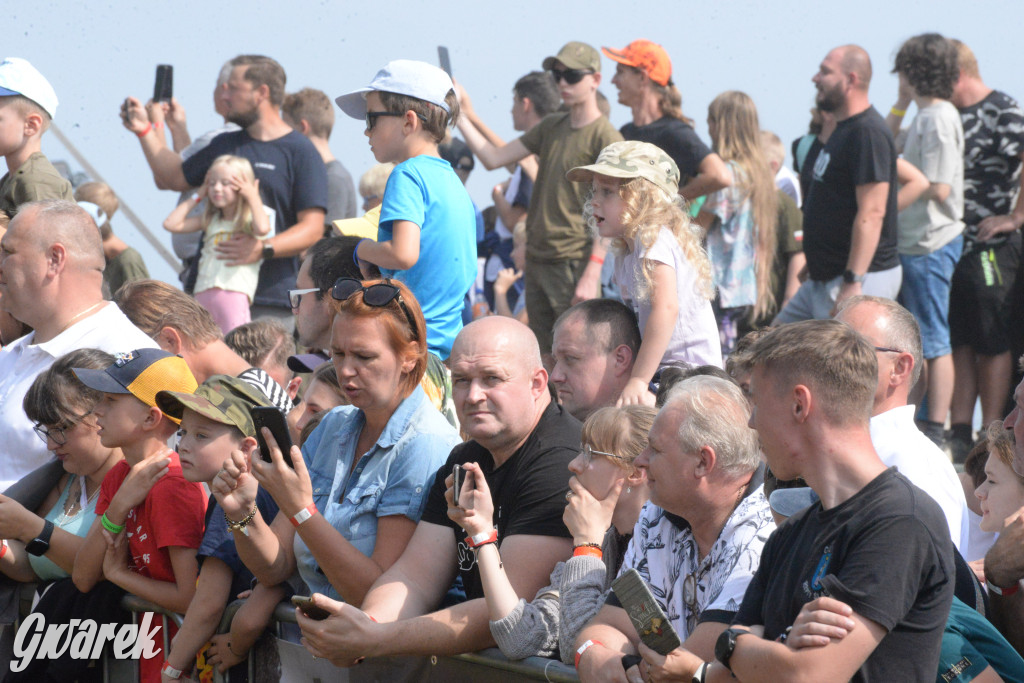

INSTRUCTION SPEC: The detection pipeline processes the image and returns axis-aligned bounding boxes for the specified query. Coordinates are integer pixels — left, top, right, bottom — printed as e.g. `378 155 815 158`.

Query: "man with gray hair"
0 200 155 490
574 375 774 682
835 295 969 553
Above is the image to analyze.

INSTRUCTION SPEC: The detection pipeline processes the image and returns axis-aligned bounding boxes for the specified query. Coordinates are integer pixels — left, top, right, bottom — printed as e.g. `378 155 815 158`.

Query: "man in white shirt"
0 200 155 490
835 295 969 551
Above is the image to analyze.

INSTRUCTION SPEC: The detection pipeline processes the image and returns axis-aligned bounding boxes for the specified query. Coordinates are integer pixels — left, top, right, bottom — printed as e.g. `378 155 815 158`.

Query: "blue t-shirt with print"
378 155 477 359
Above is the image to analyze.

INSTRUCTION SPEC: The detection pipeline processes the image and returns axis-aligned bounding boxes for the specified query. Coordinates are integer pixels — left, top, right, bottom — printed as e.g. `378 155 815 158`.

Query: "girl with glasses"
447 405 655 663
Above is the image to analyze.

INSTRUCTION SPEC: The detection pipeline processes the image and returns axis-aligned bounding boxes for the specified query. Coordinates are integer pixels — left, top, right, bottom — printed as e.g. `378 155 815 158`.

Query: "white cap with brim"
335 59 453 120
0 58 58 119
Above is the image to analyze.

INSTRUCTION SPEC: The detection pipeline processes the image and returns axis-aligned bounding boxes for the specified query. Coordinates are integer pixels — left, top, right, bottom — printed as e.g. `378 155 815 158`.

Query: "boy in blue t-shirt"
336 60 477 359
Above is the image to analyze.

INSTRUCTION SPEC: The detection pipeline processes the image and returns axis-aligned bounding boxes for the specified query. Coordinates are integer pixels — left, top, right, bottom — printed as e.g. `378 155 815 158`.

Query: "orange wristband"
136 123 152 139
573 545 603 559
589 254 605 265
289 503 317 527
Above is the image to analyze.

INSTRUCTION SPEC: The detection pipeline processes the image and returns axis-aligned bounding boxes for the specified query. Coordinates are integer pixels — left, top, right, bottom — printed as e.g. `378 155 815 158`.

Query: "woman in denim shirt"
214 279 460 604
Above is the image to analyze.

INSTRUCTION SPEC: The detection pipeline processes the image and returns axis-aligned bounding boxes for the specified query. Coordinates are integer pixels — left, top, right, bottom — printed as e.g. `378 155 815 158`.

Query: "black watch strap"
26 519 54 556
262 241 275 260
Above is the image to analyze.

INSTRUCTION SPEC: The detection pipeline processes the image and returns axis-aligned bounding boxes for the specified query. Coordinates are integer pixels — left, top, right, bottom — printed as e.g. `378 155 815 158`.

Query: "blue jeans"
773 265 903 324
899 236 963 359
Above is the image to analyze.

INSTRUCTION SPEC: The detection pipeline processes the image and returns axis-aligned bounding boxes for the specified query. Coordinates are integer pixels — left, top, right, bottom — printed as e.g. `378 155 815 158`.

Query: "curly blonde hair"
584 176 712 302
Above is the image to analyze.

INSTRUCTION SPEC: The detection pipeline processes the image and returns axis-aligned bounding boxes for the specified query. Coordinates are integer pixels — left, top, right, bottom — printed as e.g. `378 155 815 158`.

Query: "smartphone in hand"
291 595 331 621
153 64 173 103
612 568 682 655
451 464 464 508
250 406 293 468
437 47 452 77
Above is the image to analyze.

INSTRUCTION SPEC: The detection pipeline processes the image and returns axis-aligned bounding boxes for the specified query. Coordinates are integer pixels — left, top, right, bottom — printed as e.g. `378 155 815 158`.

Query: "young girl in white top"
568 141 721 406
164 154 270 334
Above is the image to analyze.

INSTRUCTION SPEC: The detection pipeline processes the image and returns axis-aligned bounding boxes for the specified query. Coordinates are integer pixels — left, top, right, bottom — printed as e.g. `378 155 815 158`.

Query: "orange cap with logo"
601 40 673 87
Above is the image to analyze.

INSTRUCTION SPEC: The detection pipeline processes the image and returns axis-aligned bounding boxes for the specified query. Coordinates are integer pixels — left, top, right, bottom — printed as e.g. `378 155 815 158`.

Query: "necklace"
54 301 105 338
58 475 101 524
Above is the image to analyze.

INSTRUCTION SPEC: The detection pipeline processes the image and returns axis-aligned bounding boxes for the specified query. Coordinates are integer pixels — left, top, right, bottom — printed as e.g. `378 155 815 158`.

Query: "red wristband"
465 529 498 549
289 503 318 527
575 639 602 669
572 545 603 559
589 254 605 265
0 540 8 559
987 578 1021 597
136 123 152 139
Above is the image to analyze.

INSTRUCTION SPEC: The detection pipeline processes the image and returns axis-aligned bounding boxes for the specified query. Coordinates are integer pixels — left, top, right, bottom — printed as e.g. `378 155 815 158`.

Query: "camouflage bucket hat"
156 374 272 438
566 141 680 197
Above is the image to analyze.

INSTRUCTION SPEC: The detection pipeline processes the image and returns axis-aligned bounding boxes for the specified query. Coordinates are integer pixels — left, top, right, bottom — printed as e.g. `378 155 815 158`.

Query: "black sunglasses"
331 278 418 339
365 110 429 132
550 68 593 85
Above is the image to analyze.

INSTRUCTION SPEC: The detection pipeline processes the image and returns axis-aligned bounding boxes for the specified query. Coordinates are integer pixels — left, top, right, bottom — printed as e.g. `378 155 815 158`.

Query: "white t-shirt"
869 404 970 551
619 482 775 639
0 303 157 491
613 227 722 369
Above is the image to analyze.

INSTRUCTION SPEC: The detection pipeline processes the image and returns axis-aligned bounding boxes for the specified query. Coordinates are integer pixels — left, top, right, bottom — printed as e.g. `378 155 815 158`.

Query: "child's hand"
493 267 522 296
491 180 510 204
211 448 260 521
101 529 130 581
563 477 621 546
250 427 314 523
616 378 656 408
207 633 247 672
232 173 261 205
444 462 495 537
108 450 171 521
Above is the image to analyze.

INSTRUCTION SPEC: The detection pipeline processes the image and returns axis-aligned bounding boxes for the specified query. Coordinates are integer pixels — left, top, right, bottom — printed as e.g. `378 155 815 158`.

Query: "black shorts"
949 231 1021 355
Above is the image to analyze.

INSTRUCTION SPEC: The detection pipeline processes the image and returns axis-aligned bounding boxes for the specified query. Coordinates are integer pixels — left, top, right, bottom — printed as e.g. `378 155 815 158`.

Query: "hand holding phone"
250 406 294 468
154 64 173 103
451 464 465 509
612 568 682 655
291 595 331 621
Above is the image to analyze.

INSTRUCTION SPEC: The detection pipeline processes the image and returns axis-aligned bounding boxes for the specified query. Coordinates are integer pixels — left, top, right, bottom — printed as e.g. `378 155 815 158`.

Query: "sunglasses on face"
330 277 418 340
550 68 594 85
365 109 429 132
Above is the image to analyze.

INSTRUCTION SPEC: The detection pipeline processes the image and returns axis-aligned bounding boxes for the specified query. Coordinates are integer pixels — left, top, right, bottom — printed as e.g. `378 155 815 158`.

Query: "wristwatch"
25 519 54 557
714 627 749 672
842 269 865 284
261 240 275 260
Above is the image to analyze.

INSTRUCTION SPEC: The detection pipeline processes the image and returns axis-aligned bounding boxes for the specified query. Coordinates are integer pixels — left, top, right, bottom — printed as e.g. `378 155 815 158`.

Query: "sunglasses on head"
365 109 429 132
550 68 593 85
330 277 419 340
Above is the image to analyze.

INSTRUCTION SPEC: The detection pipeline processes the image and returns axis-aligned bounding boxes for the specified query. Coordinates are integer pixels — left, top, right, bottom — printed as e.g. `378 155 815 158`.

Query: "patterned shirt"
960 90 1024 247
704 161 758 308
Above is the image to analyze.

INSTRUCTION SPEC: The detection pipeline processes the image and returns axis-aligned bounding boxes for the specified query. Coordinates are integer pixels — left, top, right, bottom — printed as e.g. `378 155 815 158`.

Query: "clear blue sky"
9 0 1023 286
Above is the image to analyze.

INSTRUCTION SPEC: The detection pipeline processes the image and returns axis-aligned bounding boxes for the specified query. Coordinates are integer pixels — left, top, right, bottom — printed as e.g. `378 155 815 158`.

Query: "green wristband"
101 513 125 534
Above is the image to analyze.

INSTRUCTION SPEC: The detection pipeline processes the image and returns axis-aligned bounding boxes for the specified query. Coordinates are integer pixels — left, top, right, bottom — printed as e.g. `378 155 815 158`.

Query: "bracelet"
575 638 602 669
890 106 907 117
161 660 184 679
225 504 259 535
589 254 605 265
572 545 603 559
289 503 318 528
465 529 498 549
353 238 369 266
0 540 8 559
101 513 126 534
136 123 152 139
776 625 793 643
987 578 1021 597
691 661 709 683
153 120 164 130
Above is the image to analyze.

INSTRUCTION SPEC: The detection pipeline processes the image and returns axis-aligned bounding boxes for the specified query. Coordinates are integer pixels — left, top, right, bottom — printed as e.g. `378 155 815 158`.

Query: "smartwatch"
26 519 54 557
261 241 275 260
714 627 749 672
842 269 865 284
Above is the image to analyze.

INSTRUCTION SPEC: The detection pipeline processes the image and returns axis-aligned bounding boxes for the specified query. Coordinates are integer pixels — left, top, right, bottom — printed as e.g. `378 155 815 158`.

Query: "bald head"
836 44 872 89
16 200 104 272
452 316 543 374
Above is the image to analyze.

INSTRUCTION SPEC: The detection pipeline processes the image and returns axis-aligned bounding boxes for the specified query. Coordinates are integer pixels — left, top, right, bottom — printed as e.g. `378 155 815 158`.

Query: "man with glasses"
290 236 365 354
457 42 622 360
0 200 155 491
574 376 774 682
834 295 968 552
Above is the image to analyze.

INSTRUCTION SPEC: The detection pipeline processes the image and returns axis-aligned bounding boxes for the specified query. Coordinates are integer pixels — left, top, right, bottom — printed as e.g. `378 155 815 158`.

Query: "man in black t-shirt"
602 39 730 202
640 320 953 683
121 55 327 324
294 316 580 666
775 45 902 324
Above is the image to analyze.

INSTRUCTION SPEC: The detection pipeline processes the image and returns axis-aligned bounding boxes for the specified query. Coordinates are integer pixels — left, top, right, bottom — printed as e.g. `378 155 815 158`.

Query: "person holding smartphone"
212 278 460 606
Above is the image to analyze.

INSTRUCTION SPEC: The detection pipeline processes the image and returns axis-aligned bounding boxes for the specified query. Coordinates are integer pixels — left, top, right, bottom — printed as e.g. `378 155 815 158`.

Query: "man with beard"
775 45 901 322
122 55 327 325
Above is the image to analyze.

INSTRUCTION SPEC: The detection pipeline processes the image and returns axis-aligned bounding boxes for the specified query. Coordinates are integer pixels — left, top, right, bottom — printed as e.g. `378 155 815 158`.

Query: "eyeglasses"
682 571 699 634
33 410 93 446
288 287 320 309
330 277 418 340
550 68 594 85
365 110 429 132
578 444 630 467
873 346 904 354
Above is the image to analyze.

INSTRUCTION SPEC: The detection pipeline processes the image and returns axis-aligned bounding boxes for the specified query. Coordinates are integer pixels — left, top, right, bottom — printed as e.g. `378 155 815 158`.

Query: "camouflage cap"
567 141 680 197
542 41 602 73
156 374 272 438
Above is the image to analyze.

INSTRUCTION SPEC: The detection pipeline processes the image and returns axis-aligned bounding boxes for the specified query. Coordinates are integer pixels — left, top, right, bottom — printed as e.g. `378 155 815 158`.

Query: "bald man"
776 45 902 323
293 316 581 667
0 199 155 490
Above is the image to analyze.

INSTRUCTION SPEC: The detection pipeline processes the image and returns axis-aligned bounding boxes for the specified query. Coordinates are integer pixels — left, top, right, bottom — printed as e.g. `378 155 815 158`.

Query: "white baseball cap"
335 59 453 120
0 58 58 119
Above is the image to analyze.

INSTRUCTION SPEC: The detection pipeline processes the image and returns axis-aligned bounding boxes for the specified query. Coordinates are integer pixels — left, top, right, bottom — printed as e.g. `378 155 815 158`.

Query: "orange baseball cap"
601 40 673 87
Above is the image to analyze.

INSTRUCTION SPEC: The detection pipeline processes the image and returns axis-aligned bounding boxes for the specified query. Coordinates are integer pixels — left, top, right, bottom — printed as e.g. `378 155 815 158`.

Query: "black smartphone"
153 64 173 103
250 406 293 467
291 595 330 621
451 464 464 508
437 46 452 77
612 568 682 655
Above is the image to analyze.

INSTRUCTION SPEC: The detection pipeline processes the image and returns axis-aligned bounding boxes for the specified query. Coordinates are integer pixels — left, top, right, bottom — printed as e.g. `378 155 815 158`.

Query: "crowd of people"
0 30 1021 683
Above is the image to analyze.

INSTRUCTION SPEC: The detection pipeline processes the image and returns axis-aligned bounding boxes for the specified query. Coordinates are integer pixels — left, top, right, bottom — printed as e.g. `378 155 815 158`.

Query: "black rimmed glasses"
34 410 93 446
578 444 630 467
550 68 594 85
330 278 418 340
365 110 429 132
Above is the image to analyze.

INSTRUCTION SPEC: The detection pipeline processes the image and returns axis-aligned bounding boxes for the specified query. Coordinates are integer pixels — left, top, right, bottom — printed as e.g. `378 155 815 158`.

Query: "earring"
625 486 632 494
